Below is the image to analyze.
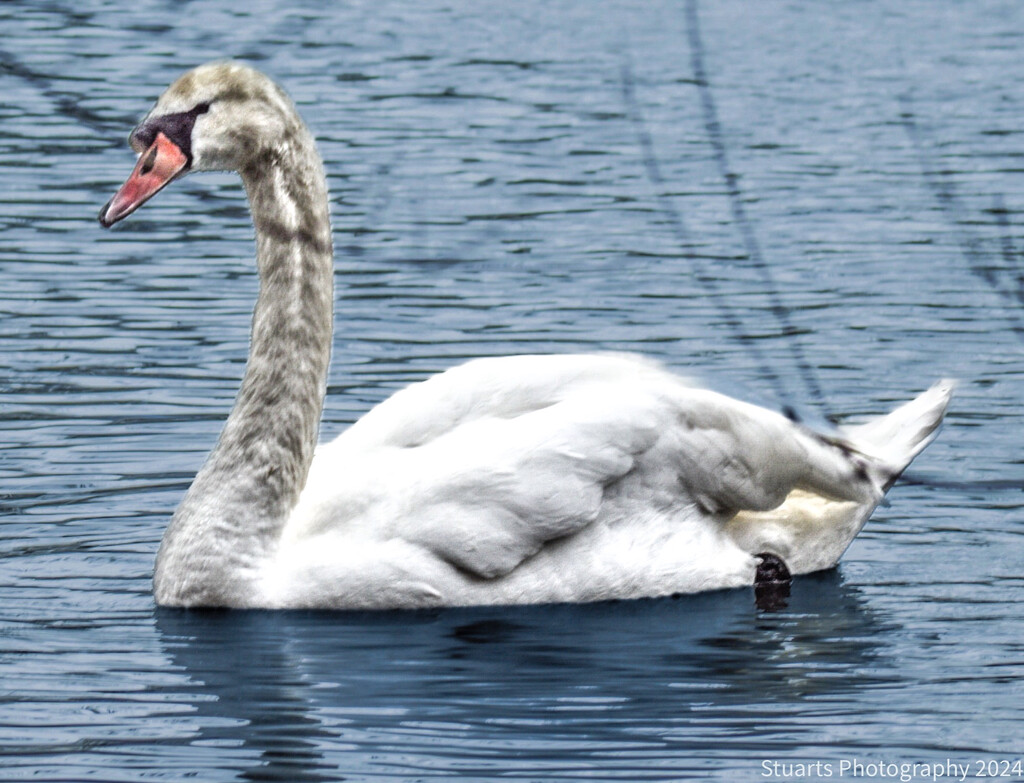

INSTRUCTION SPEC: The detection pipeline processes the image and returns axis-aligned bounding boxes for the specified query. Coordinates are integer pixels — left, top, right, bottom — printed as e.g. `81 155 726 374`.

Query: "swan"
98 62 952 609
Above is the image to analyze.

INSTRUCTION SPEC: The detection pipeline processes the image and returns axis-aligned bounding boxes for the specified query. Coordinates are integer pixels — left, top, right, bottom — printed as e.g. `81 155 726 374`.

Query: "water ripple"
1 0 1022 780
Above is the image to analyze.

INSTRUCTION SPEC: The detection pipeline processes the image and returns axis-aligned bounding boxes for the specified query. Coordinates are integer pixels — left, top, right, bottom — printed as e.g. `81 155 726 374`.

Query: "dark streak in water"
897 92 1024 341
991 193 1024 307
0 48 126 134
898 472 1024 492
619 54 803 420
684 0 831 418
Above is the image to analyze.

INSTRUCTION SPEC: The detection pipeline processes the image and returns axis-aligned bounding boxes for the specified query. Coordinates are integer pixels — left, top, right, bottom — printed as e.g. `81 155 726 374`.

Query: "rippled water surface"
2 1 1023 780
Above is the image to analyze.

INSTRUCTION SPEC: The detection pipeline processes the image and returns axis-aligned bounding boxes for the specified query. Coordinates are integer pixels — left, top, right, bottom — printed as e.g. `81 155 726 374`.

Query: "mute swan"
98 62 952 609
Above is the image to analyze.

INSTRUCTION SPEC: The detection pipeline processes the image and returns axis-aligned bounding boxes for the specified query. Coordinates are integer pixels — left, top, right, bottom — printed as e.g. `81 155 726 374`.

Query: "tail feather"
726 380 953 577
843 379 954 475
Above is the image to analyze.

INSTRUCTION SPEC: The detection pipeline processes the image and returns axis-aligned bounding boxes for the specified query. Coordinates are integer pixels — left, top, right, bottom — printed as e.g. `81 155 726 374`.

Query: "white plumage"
273 354 950 608
98 62 952 610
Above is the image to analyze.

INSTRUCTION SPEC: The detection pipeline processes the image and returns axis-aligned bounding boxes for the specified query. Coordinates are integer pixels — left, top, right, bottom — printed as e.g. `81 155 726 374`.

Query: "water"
2 0 1022 780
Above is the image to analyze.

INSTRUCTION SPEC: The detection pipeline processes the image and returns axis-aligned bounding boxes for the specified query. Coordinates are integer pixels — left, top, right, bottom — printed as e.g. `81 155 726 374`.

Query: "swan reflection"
155 571 888 779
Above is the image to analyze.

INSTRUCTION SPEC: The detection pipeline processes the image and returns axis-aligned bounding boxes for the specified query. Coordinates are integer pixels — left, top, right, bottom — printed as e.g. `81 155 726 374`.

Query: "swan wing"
293 355 881 581
377 384 662 578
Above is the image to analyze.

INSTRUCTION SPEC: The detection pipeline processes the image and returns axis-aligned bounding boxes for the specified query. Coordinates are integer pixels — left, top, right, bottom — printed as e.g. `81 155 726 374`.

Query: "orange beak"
98 132 188 227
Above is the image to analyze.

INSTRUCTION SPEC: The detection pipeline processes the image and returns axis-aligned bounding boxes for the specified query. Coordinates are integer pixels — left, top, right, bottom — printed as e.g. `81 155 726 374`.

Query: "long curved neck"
155 126 334 607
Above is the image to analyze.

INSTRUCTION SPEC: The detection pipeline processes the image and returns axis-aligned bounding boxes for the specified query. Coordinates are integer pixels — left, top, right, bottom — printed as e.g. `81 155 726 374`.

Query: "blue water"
2 0 1023 780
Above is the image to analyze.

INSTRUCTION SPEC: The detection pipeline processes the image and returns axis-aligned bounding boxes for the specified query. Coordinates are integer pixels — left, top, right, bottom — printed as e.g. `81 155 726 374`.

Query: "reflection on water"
154 572 887 780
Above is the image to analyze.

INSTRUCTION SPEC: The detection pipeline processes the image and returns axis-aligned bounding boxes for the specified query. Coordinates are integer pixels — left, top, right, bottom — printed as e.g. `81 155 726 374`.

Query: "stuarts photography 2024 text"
760 759 1024 782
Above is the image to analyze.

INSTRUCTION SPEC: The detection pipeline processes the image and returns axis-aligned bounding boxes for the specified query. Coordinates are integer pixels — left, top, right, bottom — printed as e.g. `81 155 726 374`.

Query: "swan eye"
130 103 212 163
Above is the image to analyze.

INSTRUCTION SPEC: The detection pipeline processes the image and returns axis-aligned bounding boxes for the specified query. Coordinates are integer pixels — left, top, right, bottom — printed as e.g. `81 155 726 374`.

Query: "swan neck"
155 126 333 606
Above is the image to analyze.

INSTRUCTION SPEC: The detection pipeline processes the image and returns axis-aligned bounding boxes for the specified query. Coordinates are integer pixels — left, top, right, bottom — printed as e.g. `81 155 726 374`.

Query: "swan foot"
754 552 792 611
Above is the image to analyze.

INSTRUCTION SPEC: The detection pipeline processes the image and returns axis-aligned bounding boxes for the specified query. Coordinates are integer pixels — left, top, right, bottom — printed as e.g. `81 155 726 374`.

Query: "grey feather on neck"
154 124 334 607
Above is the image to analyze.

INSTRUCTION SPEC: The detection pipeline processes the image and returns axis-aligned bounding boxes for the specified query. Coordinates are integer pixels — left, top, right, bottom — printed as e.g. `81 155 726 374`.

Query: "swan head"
99 61 303 227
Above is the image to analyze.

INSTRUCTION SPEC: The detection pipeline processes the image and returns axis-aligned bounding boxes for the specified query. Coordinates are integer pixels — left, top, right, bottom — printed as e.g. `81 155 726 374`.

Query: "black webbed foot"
754 552 792 611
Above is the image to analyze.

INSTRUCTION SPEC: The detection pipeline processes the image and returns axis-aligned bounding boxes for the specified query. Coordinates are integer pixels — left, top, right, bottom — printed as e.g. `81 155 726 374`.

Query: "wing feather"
295 354 881 582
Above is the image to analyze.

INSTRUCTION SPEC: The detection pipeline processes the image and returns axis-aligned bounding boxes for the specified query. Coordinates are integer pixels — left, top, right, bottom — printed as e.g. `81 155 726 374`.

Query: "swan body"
99 62 952 609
